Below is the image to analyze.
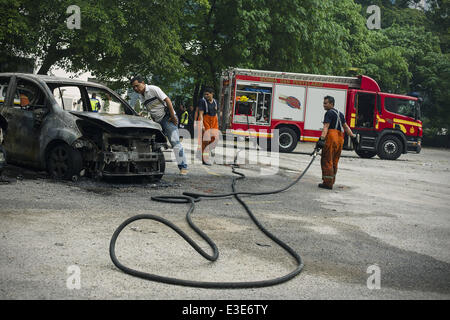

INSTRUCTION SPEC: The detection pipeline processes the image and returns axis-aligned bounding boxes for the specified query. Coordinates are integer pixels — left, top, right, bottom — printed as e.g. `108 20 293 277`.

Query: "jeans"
159 115 188 169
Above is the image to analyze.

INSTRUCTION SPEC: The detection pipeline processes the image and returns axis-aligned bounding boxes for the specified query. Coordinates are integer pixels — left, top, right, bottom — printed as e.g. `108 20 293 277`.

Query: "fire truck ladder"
230 68 361 89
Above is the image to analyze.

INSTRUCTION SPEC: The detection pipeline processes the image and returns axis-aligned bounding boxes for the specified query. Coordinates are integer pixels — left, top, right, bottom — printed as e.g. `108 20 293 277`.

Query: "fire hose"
109 148 319 288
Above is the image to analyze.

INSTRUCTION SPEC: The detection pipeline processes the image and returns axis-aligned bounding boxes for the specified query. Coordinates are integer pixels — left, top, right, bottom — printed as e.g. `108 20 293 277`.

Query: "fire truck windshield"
384 97 419 120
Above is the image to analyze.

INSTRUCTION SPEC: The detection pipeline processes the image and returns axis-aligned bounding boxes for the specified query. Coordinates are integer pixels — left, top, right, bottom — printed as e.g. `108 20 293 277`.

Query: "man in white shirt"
130 76 188 175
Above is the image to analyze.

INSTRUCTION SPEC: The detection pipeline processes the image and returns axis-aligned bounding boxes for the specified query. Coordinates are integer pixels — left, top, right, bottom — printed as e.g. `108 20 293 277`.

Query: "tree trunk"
37 53 58 75
37 43 65 75
193 82 200 107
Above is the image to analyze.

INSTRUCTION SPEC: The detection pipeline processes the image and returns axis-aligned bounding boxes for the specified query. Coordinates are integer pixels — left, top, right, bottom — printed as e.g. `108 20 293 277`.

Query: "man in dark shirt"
316 95 356 190
198 87 219 165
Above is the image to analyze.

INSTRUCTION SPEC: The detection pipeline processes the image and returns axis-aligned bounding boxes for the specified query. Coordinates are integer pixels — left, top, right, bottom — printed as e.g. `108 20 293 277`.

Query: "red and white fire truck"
218 68 422 160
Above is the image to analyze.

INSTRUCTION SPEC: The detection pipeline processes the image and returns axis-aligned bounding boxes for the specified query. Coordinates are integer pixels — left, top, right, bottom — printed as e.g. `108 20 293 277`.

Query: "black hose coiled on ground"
109 150 318 288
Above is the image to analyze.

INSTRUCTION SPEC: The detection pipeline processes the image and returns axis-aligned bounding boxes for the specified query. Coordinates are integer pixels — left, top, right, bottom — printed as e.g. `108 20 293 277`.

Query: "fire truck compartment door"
234 80 272 125
304 87 347 131
272 84 306 122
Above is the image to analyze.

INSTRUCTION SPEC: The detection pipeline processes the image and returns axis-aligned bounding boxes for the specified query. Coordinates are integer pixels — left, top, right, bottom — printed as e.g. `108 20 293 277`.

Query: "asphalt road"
0 139 449 300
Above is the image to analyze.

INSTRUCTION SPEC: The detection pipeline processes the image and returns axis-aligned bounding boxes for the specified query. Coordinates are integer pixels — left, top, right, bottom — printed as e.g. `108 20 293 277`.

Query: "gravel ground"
0 140 449 300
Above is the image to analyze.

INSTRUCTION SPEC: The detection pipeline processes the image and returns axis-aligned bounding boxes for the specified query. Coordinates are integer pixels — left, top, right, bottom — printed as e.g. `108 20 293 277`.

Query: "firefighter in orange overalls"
198 87 220 165
316 95 356 190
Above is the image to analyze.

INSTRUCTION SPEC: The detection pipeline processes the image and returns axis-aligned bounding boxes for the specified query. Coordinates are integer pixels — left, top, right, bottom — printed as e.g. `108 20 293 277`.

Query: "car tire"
47 143 83 180
377 135 402 160
355 149 377 159
154 151 165 181
277 127 298 153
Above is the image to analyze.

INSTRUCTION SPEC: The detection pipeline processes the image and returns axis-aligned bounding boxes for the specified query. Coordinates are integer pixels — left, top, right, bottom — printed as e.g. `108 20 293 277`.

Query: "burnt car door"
2 77 50 166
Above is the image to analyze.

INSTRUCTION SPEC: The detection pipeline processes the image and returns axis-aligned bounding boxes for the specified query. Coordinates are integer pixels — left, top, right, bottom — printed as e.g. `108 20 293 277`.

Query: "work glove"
351 134 359 148
315 137 325 150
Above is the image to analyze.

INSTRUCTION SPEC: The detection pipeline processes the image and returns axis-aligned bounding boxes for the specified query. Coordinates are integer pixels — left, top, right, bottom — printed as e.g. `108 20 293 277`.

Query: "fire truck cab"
218 68 422 160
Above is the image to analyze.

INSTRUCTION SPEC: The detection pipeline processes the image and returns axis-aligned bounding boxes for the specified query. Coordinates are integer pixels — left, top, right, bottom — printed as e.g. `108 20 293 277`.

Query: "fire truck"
218 68 422 160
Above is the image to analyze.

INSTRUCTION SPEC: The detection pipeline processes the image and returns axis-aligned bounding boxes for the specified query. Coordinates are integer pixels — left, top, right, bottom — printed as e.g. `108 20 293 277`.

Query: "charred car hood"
70 111 163 131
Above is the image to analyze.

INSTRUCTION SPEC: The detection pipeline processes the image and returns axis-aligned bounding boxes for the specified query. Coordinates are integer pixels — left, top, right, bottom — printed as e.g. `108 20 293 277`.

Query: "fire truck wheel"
277 127 298 153
355 149 377 159
377 135 402 160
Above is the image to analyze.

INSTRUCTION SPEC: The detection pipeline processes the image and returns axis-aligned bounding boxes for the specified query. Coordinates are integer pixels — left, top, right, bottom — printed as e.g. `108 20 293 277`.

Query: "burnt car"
0 73 167 181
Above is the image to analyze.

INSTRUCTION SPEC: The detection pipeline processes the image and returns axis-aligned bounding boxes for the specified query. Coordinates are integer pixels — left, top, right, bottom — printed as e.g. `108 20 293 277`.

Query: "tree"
426 0 450 53
0 0 184 86
363 46 412 92
364 3 449 143
179 0 369 104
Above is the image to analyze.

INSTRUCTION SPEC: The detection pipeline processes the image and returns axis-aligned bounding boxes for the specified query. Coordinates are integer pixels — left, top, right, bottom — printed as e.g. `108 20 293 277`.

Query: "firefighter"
90 93 101 112
198 87 219 166
316 95 356 190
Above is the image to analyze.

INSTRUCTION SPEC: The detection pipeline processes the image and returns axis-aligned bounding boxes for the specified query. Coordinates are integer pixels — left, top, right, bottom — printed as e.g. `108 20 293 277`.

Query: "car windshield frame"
44 79 137 116
84 86 133 115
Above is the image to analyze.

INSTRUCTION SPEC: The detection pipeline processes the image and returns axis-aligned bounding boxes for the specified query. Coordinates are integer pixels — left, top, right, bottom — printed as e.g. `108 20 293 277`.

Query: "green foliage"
178 0 369 103
363 46 412 92
350 1 449 143
415 52 450 129
0 0 184 86
2 0 449 144
426 0 450 53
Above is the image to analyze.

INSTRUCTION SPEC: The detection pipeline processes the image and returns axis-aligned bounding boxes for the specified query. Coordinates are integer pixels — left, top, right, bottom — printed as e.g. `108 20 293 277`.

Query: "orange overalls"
202 114 219 160
321 129 344 188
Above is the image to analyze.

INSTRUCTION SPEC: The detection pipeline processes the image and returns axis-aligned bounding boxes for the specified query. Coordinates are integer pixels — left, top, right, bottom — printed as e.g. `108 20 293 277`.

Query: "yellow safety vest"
90 98 100 112
180 111 189 125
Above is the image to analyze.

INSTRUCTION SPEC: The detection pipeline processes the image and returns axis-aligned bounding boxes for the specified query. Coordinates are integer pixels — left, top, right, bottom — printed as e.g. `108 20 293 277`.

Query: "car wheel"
277 127 298 153
355 149 377 159
47 143 83 180
154 151 165 181
377 135 402 160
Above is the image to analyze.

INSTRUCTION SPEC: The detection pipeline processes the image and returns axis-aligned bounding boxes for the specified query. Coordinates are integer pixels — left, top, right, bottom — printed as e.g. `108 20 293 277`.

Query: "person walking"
130 76 188 175
316 95 356 189
198 87 219 165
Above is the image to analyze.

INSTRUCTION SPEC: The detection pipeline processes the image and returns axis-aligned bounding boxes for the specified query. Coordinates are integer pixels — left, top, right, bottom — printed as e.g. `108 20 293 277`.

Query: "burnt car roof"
0 72 109 88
